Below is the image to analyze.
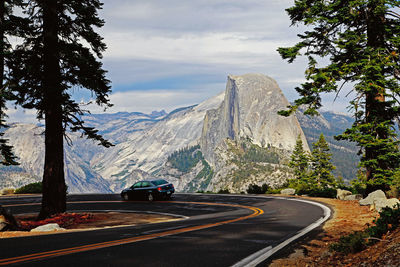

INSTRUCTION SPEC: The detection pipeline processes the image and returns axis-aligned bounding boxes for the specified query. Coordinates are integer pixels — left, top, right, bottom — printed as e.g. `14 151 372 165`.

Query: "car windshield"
151 179 168 186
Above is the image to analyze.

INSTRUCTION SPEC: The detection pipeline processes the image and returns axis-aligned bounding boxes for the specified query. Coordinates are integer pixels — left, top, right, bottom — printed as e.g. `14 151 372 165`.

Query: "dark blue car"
121 179 175 201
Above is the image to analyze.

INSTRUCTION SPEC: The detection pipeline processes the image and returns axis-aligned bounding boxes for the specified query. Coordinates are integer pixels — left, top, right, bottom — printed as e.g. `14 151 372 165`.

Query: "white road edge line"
8 193 330 264
231 196 331 267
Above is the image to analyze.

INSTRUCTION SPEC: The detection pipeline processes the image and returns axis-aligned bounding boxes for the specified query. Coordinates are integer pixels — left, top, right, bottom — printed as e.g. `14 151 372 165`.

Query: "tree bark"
364 0 388 193
1 0 5 113
38 0 66 220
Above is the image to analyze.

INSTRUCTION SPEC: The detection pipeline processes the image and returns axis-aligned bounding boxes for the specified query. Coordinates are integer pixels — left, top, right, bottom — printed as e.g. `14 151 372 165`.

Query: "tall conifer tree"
310 134 336 188
278 0 400 192
289 136 310 180
0 0 26 166
9 0 112 219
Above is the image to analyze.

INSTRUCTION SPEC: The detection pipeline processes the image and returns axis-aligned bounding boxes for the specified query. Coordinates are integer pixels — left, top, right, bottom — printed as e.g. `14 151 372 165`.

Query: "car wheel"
147 193 154 202
122 193 129 201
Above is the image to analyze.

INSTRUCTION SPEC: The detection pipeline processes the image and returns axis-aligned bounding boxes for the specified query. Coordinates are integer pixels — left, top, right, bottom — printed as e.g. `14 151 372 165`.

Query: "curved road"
0 194 329 266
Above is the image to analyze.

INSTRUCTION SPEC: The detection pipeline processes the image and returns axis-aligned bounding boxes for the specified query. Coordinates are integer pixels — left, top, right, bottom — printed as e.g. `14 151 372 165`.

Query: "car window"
132 182 142 188
141 181 152 187
152 179 168 186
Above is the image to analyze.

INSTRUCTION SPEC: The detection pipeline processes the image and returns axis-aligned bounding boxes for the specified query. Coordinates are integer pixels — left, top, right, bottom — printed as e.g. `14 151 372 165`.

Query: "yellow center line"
0 201 264 265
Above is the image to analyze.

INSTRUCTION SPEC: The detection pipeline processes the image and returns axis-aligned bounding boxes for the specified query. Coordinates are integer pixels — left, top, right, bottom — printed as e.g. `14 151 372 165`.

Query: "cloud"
6 106 38 124
104 32 285 62
10 0 351 124
100 0 296 37
98 0 309 91
95 0 329 113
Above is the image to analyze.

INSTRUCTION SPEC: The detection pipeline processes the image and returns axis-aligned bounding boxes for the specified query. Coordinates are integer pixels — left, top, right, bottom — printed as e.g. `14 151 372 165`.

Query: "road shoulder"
269 196 381 266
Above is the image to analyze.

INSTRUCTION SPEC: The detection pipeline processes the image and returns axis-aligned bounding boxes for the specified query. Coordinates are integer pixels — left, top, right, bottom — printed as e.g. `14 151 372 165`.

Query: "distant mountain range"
0 74 358 193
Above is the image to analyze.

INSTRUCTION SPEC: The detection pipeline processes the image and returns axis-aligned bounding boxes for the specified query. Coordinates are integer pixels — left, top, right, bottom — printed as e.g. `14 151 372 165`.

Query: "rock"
30 223 66 232
288 249 305 259
0 205 19 231
0 188 15 195
0 216 8 231
336 189 352 200
344 194 363 201
369 203 376 211
374 198 400 212
281 188 296 195
359 190 387 206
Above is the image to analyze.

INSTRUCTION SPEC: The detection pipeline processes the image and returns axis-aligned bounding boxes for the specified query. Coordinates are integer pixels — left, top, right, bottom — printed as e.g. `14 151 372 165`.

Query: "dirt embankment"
270 197 400 266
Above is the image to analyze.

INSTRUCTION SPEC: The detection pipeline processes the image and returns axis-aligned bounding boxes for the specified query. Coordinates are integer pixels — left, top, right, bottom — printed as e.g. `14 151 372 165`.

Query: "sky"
8 0 352 123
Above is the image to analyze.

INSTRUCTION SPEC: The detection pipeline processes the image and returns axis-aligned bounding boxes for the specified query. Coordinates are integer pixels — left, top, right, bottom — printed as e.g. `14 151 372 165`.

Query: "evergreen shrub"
305 187 337 198
217 189 230 194
330 204 400 254
329 231 368 254
247 183 269 194
15 182 42 194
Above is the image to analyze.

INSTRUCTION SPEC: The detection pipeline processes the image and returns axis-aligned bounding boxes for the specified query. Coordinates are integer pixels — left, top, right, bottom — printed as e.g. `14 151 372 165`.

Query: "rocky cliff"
201 74 309 167
193 74 309 192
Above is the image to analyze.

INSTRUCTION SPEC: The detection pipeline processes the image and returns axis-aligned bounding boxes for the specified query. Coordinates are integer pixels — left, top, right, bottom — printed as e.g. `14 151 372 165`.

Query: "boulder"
369 203 376 212
374 198 400 212
281 188 296 195
336 189 352 200
0 188 15 195
0 216 8 231
344 194 363 201
359 190 386 206
31 223 66 232
0 205 19 231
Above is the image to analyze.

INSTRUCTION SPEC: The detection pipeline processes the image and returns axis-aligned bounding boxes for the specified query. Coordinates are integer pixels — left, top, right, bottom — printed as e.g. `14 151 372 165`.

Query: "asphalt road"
0 194 327 267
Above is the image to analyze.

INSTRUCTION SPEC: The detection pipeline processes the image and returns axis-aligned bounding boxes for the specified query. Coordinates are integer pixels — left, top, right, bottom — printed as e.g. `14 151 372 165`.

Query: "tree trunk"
38 0 66 220
364 0 387 194
0 0 5 115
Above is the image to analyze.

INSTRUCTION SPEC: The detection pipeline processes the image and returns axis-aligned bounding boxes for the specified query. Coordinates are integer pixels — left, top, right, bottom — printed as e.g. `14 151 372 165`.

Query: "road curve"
0 194 330 267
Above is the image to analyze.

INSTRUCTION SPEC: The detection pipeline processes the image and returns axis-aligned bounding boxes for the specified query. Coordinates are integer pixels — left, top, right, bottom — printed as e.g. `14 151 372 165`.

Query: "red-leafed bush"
19 213 94 231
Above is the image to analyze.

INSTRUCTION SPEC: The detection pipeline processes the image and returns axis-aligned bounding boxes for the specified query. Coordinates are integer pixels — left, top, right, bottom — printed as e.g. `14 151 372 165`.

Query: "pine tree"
0 0 27 166
278 0 400 193
8 0 112 219
289 136 310 181
310 134 336 188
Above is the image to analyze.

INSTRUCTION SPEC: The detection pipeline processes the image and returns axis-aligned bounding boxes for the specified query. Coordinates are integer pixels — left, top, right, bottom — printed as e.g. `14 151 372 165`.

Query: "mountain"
2 124 112 193
193 74 309 192
1 93 225 193
83 111 167 144
90 92 225 192
201 74 308 167
0 74 358 193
